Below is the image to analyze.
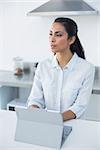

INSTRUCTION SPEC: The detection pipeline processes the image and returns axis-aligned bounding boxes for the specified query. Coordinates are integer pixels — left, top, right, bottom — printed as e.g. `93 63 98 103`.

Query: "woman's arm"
27 64 45 109
62 65 95 121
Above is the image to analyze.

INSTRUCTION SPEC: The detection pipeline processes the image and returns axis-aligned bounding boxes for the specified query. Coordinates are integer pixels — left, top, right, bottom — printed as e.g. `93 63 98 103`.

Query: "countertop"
0 70 33 88
0 70 100 93
0 110 100 150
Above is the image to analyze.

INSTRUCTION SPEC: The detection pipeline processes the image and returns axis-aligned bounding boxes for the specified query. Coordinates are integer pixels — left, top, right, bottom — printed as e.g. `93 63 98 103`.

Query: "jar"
13 57 23 76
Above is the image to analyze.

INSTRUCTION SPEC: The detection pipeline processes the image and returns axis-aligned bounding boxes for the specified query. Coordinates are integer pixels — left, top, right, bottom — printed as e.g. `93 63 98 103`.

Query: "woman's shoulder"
37 56 53 69
77 56 95 73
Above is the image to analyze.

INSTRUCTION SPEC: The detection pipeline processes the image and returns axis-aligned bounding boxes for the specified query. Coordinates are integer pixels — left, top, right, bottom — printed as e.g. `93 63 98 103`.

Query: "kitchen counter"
0 109 100 150
0 70 33 88
0 70 100 92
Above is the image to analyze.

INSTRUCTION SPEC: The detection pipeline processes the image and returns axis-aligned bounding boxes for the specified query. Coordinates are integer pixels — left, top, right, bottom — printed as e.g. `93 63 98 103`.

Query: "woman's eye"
49 32 63 37
56 33 63 37
49 33 52 36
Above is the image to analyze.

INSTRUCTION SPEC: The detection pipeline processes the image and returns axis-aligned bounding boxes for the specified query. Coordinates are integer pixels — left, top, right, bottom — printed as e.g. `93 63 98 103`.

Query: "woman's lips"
51 45 56 48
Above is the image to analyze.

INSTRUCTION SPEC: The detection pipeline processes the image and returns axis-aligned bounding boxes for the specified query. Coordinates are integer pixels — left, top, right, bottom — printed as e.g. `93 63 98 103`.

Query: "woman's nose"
50 36 56 42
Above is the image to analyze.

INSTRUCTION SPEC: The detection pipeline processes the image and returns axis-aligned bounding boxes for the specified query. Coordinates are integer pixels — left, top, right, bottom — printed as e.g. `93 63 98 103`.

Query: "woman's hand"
62 110 76 121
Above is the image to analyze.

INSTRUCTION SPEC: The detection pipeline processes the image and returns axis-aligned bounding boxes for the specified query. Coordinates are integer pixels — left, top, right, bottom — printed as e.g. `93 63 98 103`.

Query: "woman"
28 17 95 121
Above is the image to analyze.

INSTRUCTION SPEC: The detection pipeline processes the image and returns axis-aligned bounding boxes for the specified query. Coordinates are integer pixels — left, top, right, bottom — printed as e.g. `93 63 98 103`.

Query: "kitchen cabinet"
82 94 100 121
0 86 17 109
0 70 33 110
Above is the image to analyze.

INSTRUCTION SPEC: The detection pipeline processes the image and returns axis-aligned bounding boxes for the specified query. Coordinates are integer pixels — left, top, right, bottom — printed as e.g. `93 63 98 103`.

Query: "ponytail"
70 35 85 59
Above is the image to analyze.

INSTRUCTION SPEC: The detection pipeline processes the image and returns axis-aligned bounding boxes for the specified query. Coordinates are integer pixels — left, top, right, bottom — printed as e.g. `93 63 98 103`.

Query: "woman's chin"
51 49 58 53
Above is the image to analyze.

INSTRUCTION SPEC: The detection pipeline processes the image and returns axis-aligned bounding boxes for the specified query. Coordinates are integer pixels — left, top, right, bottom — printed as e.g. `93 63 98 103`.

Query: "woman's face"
49 22 73 54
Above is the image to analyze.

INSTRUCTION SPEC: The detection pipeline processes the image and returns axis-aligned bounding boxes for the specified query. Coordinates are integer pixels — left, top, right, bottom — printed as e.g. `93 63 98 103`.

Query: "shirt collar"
51 55 59 69
51 53 79 70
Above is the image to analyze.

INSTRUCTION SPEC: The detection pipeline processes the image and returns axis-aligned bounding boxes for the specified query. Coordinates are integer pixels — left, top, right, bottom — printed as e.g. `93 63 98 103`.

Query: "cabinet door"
81 94 100 121
0 86 18 109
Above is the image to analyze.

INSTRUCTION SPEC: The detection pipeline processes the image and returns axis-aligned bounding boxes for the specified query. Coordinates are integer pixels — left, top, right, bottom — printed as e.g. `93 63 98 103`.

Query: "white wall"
0 2 3 67
0 0 100 71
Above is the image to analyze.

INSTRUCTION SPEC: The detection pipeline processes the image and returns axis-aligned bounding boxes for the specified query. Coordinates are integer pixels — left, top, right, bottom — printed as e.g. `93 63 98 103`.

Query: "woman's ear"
69 36 76 45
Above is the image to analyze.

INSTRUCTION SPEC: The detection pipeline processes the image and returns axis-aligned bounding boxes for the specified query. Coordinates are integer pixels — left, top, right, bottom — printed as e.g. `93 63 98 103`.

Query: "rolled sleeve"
27 64 45 109
67 65 95 118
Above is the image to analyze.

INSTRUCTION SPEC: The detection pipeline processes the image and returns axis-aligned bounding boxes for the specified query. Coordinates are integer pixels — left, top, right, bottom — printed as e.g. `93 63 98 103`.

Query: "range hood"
27 0 97 16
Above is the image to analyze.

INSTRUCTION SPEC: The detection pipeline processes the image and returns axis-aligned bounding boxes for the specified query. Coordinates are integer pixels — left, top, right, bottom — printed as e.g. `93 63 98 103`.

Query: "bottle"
13 57 23 76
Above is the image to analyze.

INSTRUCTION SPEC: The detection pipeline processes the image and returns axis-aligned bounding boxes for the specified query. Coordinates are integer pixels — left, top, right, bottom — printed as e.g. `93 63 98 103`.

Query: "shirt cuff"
67 105 86 118
27 98 45 109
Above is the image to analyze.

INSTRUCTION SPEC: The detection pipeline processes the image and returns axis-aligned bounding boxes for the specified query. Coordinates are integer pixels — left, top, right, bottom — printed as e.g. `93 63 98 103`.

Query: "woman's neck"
56 50 73 68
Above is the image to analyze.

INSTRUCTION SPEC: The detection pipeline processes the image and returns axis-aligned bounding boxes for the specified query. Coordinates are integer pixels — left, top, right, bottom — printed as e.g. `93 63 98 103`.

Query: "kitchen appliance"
27 0 97 16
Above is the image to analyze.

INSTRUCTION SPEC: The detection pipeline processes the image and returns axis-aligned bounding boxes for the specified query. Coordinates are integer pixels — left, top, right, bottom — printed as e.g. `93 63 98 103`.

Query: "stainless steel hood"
27 0 97 16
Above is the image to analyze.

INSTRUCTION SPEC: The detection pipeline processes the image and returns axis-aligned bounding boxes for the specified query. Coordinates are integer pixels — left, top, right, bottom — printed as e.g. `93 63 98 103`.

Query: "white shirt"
28 53 95 118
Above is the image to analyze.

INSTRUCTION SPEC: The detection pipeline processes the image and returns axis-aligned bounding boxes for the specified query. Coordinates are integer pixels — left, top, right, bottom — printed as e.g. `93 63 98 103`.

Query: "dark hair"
54 17 85 59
